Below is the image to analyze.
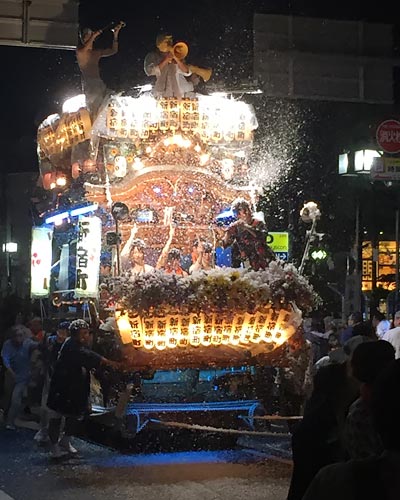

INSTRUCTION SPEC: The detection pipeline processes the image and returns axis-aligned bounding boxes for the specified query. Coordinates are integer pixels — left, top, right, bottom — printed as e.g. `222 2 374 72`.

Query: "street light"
2 241 18 294
338 149 382 316
338 149 381 176
311 249 327 260
2 242 18 253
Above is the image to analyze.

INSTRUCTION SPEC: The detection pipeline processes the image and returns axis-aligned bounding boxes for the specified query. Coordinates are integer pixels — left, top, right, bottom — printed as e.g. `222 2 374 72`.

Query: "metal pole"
299 218 317 275
22 0 32 44
354 199 359 273
354 198 362 313
115 219 121 276
395 208 399 312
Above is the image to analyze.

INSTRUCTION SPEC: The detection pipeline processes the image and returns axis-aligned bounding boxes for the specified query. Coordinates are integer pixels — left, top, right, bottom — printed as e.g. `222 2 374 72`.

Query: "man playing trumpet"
144 34 208 99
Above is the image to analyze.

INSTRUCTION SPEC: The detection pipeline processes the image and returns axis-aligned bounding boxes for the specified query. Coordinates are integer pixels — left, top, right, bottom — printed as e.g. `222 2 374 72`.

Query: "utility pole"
0 173 7 296
395 208 399 312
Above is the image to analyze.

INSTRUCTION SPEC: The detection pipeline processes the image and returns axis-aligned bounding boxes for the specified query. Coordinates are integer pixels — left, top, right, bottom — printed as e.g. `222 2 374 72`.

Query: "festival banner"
75 216 102 298
31 227 53 298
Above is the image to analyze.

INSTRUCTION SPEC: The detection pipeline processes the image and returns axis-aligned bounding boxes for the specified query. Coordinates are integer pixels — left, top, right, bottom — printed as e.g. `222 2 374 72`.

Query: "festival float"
31 36 318 434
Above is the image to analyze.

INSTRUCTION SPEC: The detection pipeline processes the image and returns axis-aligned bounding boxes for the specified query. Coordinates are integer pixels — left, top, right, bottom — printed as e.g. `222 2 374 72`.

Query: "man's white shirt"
376 319 391 338
382 326 400 358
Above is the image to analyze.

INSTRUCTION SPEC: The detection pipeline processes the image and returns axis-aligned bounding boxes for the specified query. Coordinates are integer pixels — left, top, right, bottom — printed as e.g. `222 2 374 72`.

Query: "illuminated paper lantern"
117 306 301 356
75 216 102 298
101 95 257 145
117 314 133 345
31 227 53 298
37 108 91 158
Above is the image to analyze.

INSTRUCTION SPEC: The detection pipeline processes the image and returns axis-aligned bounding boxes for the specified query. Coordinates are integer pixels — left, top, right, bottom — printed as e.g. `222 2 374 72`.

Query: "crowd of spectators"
0 311 123 458
2 300 400 492
288 308 400 500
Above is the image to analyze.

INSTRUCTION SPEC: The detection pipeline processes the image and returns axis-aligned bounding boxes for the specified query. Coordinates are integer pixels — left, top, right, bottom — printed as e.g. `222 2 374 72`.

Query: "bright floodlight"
62 94 86 114
56 176 67 186
338 153 349 174
355 150 380 172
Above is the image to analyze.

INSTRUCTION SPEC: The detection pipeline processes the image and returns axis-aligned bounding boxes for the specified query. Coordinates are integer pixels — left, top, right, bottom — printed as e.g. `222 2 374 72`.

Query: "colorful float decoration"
37 93 257 194
108 264 316 368
33 78 318 369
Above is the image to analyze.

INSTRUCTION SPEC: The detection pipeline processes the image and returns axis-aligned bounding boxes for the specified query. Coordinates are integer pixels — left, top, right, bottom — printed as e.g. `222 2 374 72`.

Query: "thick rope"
252 415 303 421
149 419 290 437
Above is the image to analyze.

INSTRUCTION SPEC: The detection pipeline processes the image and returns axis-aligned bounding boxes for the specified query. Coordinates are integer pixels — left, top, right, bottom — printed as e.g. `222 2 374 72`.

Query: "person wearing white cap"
382 311 400 358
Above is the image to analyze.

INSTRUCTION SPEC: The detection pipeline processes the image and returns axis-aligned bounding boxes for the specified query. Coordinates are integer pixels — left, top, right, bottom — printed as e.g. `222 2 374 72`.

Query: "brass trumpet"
188 64 212 82
170 41 212 82
170 41 189 60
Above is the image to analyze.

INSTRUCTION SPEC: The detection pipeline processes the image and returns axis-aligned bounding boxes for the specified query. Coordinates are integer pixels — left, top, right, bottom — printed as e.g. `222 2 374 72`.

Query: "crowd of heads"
290 308 400 499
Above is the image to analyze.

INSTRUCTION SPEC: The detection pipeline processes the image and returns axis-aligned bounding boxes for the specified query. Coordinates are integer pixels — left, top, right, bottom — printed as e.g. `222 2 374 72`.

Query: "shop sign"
267 232 289 261
75 216 102 298
370 156 400 181
376 119 400 154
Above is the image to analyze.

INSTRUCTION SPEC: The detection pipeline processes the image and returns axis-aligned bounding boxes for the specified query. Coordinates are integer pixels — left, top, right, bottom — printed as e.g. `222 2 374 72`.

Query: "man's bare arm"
101 22 124 57
79 30 102 52
156 224 175 269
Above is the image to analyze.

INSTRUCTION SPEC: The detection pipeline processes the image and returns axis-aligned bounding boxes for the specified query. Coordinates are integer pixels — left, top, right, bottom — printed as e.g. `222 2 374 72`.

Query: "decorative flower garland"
107 261 319 317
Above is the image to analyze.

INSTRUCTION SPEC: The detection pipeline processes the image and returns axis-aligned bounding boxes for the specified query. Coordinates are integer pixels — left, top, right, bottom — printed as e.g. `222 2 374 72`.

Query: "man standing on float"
144 34 194 98
76 21 125 119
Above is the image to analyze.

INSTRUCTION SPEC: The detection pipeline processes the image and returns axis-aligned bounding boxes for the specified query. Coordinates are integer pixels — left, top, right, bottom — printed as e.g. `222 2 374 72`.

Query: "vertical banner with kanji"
31 227 53 298
75 216 101 298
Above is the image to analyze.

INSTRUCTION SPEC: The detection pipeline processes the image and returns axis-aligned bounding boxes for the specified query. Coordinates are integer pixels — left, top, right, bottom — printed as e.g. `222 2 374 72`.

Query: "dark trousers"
48 416 77 444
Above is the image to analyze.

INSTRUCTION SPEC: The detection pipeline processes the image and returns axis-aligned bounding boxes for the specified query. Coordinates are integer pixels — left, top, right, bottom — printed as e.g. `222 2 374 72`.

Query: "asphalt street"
0 427 292 500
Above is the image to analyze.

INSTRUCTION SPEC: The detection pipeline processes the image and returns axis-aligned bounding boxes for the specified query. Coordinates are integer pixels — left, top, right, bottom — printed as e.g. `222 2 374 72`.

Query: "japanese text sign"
75 216 101 298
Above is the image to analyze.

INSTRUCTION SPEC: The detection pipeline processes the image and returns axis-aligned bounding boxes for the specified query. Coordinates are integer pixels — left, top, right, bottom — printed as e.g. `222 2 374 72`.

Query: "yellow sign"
362 240 396 291
371 157 400 181
267 232 289 253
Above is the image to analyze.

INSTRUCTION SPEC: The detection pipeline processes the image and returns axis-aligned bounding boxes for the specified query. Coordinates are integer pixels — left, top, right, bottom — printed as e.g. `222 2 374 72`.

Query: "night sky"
0 1 398 173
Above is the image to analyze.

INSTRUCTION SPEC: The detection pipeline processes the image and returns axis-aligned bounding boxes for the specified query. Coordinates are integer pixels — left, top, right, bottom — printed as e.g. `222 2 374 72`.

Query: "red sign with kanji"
376 119 400 154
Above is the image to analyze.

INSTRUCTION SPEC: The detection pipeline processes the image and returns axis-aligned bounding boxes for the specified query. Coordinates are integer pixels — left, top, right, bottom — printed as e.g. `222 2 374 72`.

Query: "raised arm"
222 222 239 248
156 224 175 269
101 21 124 57
79 29 102 52
144 51 173 77
189 241 204 274
173 55 191 76
120 225 138 260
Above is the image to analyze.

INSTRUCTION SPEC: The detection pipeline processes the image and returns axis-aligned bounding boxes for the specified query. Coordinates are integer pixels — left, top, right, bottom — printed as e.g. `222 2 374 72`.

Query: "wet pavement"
0 426 292 500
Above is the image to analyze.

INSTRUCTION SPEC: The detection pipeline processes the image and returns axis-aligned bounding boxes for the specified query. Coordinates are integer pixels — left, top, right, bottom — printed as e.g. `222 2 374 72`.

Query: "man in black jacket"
47 319 120 458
